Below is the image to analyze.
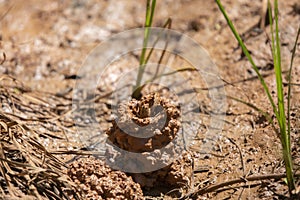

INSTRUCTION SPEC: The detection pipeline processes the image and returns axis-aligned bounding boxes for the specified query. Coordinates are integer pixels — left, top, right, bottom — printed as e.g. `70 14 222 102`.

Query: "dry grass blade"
0 112 80 199
0 76 81 199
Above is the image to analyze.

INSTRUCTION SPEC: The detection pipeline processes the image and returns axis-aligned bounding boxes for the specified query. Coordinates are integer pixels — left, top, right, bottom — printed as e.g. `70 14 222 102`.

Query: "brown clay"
67 156 144 200
107 92 181 153
106 85 193 189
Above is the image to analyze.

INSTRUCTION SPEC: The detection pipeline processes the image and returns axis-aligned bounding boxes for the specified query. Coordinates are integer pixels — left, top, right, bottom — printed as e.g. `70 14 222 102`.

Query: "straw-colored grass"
0 75 80 199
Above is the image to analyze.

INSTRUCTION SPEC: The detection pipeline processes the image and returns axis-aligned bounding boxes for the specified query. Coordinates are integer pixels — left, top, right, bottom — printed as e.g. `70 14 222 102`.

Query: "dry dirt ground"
0 0 300 199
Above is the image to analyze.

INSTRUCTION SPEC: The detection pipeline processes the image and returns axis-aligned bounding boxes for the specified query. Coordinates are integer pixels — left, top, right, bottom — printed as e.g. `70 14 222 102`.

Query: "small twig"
238 186 245 200
226 137 245 176
260 0 269 29
49 150 105 156
185 172 300 198
0 5 13 22
0 52 6 65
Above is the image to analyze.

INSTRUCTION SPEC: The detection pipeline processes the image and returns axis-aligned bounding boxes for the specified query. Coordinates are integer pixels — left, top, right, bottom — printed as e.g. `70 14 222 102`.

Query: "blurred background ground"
0 0 299 199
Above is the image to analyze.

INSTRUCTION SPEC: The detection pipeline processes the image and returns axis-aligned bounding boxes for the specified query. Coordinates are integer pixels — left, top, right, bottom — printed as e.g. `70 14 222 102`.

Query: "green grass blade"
148 67 197 82
217 0 297 195
134 0 157 95
227 96 273 123
268 0 295 194
132 18 171 99
271 0 285 137
145 18 172 65
148 0 156 28
215 0 279 120
287 24 300 147
287 24 300 138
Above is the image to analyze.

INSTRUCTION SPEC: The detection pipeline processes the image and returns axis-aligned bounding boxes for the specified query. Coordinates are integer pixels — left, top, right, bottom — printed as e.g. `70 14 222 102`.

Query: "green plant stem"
287 25 300 151
216 0 297 195
145 18 172 65
134 0 156 98
227 96 273 124
132 18 171 99
269 0 286 143
269 0 295 194
215 0 278 120
268 0 296 195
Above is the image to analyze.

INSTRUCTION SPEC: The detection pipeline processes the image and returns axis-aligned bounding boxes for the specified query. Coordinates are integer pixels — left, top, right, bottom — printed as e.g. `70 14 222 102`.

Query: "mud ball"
67 156 144 200
131 151 194 189
105 85 193 191
107 92 181 153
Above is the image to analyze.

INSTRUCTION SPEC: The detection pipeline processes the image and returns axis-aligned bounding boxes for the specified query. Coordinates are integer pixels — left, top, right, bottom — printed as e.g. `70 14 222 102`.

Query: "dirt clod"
131 151 194 190
106 89 193 191
67 156 144 200
107 93 181 152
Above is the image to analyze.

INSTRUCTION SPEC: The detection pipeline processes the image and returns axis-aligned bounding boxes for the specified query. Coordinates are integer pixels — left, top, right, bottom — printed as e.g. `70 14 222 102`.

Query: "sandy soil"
0 0 300 199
